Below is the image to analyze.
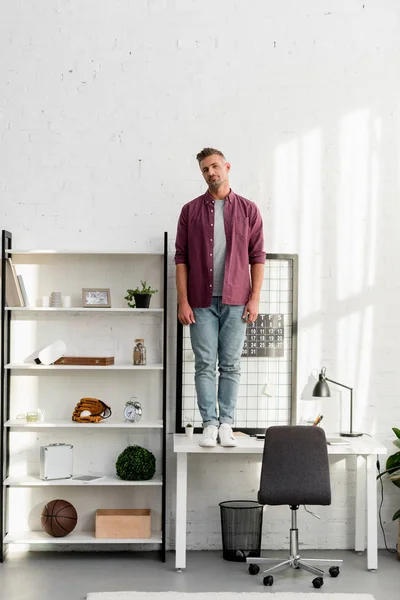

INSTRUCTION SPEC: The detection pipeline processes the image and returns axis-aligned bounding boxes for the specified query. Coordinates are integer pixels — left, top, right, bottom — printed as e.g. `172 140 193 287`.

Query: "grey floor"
0 550 399 600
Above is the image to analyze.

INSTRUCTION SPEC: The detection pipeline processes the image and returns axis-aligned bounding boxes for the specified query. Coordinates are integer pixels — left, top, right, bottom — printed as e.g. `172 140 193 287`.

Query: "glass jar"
133 338 146 365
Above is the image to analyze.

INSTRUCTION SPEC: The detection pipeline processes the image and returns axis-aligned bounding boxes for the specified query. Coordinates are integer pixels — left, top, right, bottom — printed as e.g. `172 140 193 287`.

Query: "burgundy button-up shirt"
175 189 265 308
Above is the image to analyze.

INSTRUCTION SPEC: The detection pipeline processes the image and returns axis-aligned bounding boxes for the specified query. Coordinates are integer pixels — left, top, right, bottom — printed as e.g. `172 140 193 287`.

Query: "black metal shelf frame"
1 231 12 562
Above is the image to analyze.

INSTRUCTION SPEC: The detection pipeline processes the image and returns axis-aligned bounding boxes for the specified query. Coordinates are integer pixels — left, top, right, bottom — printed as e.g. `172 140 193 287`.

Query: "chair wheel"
263 575 274 586
312 576 324 588
329 566 340 577
248 564 260 575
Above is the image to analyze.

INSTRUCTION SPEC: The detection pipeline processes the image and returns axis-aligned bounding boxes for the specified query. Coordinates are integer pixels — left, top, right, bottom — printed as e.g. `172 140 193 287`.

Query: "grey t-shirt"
212 200 227 296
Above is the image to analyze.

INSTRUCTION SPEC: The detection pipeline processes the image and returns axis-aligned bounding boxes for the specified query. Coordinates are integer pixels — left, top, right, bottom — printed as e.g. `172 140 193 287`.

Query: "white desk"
173 434 387 571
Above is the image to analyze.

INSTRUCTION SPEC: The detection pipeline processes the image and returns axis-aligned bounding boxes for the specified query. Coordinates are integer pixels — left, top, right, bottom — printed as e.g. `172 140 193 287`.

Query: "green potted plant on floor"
125 281 158 309
376 427 400 556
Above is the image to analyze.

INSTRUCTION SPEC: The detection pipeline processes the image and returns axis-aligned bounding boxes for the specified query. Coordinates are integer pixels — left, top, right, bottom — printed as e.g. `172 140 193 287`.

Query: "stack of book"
4 258 29 307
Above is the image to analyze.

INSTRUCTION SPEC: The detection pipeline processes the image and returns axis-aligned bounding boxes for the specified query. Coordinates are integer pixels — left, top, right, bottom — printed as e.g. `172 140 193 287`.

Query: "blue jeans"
190 297 247 428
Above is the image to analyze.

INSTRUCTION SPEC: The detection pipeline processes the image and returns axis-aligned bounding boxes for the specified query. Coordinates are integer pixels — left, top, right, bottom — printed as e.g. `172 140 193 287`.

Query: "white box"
40 443 73 480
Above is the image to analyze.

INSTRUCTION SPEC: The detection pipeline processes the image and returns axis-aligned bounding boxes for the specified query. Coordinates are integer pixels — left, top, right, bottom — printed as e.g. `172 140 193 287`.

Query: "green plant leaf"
125 282 158 298
393 427 400 439
392 509 400 521
386 452 400 472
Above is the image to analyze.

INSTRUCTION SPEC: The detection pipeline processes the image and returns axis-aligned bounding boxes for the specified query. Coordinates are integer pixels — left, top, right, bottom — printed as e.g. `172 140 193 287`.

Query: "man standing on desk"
175 147 265 448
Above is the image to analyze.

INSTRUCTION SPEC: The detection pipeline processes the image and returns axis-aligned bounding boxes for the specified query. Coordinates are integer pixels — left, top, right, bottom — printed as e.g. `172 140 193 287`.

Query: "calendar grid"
176 255 298 433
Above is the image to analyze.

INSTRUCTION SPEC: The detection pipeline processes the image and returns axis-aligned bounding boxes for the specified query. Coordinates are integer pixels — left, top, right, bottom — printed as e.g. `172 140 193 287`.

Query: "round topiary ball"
116 445 156 481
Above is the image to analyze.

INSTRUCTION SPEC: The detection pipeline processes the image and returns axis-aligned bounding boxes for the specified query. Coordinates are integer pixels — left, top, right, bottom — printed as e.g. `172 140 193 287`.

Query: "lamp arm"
325 378 354 434
325 377 353 392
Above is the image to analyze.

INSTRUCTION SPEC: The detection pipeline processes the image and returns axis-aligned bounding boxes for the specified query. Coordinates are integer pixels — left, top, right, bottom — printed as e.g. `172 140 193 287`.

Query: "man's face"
199 154 231 190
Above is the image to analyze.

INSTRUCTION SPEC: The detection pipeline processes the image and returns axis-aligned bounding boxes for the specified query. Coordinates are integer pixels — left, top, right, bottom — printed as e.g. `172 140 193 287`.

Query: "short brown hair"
196 147 226 163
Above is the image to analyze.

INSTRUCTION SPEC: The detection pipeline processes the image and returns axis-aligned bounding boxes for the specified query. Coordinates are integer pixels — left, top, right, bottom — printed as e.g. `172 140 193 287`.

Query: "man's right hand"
178 301 195 325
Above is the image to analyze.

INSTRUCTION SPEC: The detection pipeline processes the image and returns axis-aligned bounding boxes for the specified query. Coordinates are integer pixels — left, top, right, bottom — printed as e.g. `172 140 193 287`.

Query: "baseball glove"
72 397 112 423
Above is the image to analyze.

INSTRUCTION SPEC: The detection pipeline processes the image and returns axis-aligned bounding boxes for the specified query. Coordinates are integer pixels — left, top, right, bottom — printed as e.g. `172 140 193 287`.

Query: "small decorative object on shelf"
133 338 146 365
125 281 158 308
41 499 78 537
34 339 67 365
62 295 71 308
50 292 62 308
124 398 143 422
26 411 40 422
16 408 45 422
40 443 73 480
82 288 111 308
116 445 156 481
72 398 112 423
54 356 115 366
185 423 194 438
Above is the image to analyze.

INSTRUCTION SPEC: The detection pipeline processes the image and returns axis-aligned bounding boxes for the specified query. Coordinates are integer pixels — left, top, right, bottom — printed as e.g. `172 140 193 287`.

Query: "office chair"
247 426 342 588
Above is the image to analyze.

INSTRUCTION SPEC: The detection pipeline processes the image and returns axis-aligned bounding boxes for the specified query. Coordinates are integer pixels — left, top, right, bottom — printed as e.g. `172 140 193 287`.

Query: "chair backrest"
258 426 331 506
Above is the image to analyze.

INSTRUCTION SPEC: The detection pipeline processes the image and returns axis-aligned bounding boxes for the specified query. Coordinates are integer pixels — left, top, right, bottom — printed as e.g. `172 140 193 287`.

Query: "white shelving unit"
4 531 163 545
4 475 163 487
4 419 163 429
1 230 168 562
5 363 164 370
5 307 164 313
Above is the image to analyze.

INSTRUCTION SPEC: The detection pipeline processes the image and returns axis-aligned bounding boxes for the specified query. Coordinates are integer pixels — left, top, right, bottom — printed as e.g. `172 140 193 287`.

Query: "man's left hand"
242 298 259 323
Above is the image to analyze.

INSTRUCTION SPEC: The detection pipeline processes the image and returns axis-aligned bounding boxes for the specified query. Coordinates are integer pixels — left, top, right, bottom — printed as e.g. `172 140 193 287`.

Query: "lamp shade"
312 377 331 398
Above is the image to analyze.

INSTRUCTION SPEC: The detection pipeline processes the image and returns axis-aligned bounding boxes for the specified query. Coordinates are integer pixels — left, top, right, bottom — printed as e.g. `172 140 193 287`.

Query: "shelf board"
6 250 164 256
5 363 163 371
4 531 162 544
5 419 163 429
4 475 163 487
5 307 164 314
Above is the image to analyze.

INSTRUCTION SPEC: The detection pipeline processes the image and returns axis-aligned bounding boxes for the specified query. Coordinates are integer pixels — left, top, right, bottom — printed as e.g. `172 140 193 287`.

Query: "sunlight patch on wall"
337 109 370 301
337 305 374 433
273 137 299 250
300 127 322 316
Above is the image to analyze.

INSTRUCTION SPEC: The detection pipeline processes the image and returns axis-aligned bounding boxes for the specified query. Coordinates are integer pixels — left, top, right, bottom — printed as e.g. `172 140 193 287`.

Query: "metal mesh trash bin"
219 500 263 562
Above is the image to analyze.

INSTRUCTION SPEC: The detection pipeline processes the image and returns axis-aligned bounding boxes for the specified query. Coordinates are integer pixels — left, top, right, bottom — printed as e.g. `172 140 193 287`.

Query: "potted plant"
115 445 156 481
125 281 158 309
185 423 194 438
376 427 400 548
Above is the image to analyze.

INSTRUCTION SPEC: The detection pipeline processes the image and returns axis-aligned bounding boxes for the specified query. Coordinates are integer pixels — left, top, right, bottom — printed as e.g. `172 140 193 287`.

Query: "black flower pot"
134 294 151 308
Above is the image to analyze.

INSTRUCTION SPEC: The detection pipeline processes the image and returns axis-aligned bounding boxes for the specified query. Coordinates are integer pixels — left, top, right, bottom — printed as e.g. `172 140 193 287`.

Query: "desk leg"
175 452 188 570
355 455 366 552
366 453 378 571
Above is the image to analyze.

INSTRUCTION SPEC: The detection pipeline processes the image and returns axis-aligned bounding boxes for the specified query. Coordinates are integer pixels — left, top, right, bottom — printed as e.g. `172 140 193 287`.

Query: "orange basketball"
41 499 77 537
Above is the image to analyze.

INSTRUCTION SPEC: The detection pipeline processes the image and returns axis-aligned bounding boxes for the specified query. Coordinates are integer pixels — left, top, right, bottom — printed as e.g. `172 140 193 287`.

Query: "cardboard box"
95 509 151 539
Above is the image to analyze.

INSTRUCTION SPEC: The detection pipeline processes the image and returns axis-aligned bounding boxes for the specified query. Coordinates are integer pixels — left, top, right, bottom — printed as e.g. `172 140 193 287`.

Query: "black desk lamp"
312 367 362 437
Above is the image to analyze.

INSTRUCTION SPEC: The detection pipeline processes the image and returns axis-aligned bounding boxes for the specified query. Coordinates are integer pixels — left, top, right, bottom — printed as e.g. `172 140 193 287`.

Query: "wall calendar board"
175 254 298 434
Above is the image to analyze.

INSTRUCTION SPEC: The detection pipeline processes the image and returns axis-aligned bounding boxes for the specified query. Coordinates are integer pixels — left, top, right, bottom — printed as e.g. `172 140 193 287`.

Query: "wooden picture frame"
82 288 111 308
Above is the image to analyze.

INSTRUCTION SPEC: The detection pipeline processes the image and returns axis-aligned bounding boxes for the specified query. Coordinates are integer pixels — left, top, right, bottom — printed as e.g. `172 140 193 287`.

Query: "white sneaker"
199 425 218 447
218 423 237 447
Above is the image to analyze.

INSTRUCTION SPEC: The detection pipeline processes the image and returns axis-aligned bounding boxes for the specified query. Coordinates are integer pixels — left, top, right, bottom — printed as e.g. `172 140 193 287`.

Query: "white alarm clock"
124 398 142 423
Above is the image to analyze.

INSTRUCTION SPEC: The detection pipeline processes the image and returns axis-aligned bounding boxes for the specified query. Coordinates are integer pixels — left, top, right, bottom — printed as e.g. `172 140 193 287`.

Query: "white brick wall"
1 0 400 550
